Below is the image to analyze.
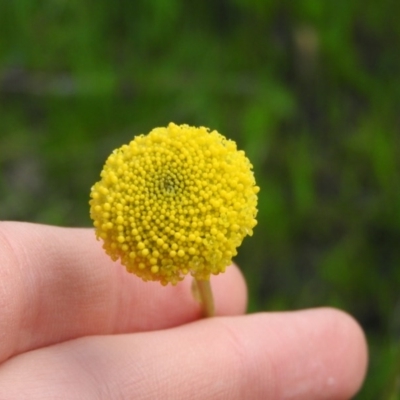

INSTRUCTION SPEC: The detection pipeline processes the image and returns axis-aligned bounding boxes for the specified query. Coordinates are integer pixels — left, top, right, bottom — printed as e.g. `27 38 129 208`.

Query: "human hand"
0 222 367 399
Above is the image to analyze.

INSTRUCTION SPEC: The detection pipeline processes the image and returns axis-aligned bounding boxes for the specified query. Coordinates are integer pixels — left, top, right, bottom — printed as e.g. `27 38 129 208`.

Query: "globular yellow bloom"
90 122 259 285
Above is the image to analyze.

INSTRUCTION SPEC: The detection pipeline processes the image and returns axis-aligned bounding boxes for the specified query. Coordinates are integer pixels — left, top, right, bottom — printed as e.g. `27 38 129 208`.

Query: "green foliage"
1 1 400 397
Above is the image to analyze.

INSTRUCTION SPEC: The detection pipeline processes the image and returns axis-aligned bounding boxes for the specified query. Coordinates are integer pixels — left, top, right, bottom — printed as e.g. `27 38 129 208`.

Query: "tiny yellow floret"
89 123 258 285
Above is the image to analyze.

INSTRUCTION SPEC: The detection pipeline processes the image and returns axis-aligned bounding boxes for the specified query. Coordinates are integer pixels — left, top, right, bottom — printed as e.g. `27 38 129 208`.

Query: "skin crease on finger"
0 308 367 400
0 222 247 363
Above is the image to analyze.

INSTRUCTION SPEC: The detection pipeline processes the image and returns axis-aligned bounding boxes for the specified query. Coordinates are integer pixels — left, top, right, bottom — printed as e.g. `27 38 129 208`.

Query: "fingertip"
211 264 248 316
177 263 248 319
229 308 369 399
275 307 368 399
320 307 368 399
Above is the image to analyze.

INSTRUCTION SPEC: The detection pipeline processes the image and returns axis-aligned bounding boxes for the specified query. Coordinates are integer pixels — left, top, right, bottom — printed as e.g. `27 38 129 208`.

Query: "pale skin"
0 222 368 399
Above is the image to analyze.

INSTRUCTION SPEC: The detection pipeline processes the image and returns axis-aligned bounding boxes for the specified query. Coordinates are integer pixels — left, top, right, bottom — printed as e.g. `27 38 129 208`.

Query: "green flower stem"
195 278 215 318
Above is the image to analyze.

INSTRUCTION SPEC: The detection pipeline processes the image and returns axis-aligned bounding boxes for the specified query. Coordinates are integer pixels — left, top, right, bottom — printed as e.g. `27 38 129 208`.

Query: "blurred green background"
1 1 400 398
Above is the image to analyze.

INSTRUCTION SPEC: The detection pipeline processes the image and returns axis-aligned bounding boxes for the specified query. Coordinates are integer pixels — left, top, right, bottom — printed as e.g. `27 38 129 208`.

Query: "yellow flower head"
90 123 259 285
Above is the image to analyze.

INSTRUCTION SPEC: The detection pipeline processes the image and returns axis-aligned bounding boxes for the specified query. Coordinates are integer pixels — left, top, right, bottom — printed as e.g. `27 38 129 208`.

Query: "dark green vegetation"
1 1 399 398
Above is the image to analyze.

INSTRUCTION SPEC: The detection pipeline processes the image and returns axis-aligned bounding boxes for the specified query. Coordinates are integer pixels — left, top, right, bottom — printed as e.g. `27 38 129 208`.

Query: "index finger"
0 222 247 363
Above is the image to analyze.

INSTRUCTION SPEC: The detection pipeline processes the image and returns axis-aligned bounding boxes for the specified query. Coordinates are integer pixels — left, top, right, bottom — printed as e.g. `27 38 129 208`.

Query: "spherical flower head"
90 123 259 285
